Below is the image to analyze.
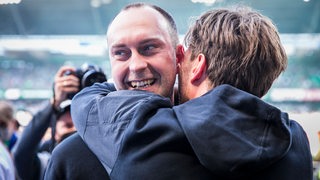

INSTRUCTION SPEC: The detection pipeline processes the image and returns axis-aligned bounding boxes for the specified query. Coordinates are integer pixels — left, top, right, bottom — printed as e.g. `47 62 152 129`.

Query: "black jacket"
13 101 54 180
72 83 312 180
43 133 109 180
13 101 77 180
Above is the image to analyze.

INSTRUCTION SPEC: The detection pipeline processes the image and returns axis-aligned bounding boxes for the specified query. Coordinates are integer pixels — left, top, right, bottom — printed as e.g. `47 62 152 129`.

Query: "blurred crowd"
0 65 82 179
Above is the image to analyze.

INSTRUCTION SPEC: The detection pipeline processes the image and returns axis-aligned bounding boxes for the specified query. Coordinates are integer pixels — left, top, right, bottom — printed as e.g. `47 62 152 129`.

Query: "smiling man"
44 3 180 180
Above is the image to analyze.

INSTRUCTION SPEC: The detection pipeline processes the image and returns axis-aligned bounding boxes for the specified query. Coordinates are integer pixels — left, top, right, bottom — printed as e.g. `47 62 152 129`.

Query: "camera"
64 63 107 99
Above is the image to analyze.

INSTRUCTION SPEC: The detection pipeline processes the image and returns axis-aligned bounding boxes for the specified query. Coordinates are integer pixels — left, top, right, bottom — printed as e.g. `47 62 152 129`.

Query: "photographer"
12 65 107 180
0 101 16 180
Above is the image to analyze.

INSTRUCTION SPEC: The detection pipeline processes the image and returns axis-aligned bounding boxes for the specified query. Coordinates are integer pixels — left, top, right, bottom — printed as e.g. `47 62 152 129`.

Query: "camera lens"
81 70 107 89
65 64 107 99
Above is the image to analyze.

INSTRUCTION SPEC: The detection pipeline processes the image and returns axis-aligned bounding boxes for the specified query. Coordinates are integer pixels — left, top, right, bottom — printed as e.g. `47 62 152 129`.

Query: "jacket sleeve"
71 82 115 138
12 101 55 180
71 83 172 174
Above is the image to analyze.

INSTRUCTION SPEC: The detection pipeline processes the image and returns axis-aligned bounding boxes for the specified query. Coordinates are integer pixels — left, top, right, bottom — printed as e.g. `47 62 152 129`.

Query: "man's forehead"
107 7 168 37
107 7 170 48
109 37 164 49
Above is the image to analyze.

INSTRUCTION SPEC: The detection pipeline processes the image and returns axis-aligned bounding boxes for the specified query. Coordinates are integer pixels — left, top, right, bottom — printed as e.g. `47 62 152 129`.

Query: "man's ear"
175 45 184 72
191 53 207 83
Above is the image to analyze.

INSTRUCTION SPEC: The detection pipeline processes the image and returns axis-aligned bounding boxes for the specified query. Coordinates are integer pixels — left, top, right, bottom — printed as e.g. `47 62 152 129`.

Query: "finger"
55 74 80 87
60 86 79 93
55 66 76 79
58 75 79 83
62 80 79 88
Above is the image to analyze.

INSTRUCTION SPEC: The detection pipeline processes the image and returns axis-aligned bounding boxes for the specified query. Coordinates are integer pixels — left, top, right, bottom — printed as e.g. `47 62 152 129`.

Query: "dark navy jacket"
43 133 109 180
72 83 312 180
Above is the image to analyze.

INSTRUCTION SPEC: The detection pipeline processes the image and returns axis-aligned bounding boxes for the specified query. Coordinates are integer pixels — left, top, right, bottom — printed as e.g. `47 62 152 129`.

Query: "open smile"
129 79 155 89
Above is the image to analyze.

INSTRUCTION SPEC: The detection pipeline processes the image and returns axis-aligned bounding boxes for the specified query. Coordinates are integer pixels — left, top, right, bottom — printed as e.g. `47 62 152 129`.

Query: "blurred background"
0 0 319 154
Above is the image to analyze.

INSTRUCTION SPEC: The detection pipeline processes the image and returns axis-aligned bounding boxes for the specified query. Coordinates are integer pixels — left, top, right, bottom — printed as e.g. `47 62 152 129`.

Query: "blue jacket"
72 83 313 180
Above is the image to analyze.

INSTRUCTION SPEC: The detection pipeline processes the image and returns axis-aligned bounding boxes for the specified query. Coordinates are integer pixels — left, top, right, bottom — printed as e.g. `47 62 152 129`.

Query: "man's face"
107 7 177 99
55 111 75 143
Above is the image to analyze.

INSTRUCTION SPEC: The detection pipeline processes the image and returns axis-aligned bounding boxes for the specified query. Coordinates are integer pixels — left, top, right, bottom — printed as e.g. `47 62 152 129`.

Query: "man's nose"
129 51 148 72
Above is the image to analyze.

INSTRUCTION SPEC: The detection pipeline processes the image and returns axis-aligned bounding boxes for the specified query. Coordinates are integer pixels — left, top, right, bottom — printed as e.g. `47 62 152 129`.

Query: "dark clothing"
12 101 76 180
8 133 18 151
257 121 313 180
12 101 55 180
72 82 313 180
43 84 116 180
43 133 110 180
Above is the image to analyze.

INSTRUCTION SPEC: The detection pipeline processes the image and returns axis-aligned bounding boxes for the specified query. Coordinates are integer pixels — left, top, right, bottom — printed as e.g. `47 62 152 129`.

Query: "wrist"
50 98 61 114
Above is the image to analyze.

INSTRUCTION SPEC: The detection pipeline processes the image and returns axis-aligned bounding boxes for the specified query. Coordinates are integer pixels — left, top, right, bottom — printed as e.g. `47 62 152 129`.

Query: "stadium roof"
0 0 319 36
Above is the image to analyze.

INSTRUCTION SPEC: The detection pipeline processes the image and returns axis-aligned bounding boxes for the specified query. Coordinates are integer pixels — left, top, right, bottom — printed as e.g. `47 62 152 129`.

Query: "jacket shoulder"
44 133 109 180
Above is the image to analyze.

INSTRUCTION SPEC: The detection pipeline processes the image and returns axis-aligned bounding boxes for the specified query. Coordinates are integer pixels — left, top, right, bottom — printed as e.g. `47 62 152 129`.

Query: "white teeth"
131 79 154 88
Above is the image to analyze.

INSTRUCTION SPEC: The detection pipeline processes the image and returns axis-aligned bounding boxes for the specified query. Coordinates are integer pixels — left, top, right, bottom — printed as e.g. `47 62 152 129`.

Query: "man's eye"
112 49 131 60
140 45 157 55
144 45 155 51
114 50 126 56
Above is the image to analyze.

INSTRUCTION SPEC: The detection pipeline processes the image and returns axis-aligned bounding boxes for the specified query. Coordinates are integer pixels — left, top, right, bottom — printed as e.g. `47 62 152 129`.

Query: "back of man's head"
184 6 287 97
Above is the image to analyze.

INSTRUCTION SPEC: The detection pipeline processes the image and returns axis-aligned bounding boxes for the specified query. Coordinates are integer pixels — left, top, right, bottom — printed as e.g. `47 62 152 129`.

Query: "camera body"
65 63 107 99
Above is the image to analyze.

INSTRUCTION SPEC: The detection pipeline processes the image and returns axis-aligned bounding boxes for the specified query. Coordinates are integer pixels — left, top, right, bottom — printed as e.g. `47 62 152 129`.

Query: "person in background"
7 118 20 151
12 66 78 180
43 2 179 180
71 5 313 180
0 100 16 180
0 100 20 152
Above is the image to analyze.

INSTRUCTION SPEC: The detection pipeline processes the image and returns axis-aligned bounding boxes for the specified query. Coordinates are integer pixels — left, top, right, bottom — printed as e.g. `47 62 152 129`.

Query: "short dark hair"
118 2 179 47
184 6 287 97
